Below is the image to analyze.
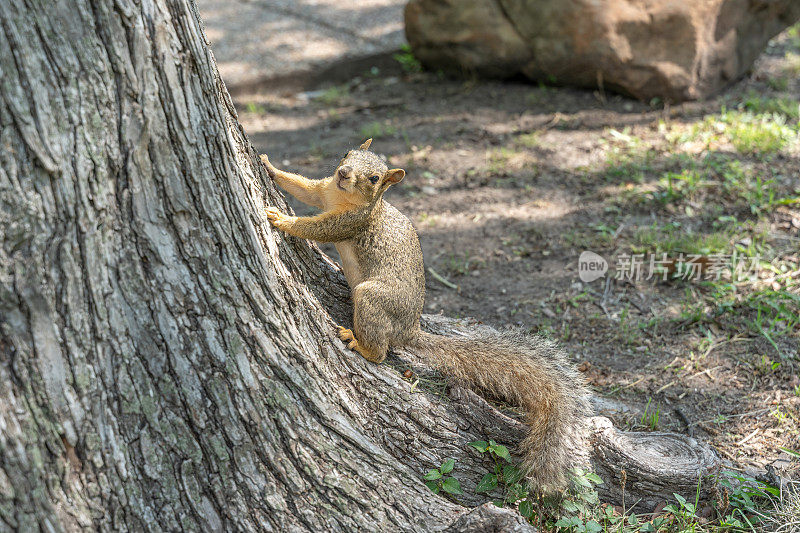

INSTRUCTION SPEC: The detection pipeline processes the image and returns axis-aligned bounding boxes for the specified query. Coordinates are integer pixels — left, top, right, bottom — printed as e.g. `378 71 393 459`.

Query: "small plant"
445 252 481 276
469 439 534 515
469 440 527 507
728 113 795 155
393 44 422 73
552 468 605 531
422 458 463 496
742 94 800 120
663 491 700 528
243 101 266 114
314 84 350 107
716 471 780 529
360 121 397 139
515 131 541 148
639 398 660 431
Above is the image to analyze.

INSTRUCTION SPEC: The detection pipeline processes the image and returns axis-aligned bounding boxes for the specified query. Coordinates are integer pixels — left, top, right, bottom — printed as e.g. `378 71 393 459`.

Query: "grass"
314 84 350 106
443 251 483 277
632 223 731 256
243 101 267 114
742 94 800 120
667 110 798 156
360 120 397 139
393 44 422 73
727 113 796 155
616 150 793 216
515 131 541 148
516 467 789 532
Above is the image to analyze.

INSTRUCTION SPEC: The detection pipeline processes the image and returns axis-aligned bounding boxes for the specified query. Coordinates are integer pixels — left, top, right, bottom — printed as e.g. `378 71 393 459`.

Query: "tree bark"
0 1 719 531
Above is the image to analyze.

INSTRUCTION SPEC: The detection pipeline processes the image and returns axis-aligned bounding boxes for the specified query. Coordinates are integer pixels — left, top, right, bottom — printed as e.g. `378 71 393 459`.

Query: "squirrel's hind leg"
338 281 392 363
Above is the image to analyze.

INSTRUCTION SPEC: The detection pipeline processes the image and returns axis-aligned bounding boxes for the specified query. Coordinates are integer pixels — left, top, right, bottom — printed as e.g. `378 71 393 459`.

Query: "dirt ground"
235 32 800 478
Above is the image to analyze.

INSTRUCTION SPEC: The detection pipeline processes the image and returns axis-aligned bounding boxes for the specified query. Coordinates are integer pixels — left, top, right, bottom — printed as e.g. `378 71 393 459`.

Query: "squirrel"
260 139 589 493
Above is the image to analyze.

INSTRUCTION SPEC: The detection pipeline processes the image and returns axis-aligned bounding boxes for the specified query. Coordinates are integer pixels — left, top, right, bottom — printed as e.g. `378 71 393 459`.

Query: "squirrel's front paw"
264 207 295 231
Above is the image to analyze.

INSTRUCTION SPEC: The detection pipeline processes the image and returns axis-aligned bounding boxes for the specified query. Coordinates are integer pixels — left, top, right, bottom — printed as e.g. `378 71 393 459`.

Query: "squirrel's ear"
359 138 372 150
385 168 405 184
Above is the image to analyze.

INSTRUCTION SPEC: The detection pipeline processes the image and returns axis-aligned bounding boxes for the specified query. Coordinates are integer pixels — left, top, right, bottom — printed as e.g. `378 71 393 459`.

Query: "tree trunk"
0 1 719 531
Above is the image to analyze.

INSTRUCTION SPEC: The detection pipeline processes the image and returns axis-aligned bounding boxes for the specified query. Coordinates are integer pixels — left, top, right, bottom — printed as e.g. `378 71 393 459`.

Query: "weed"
667 110 797 156
639 398 660 431
632 222 730 256
444 252 482 277
784 52 800 77
243 101 267 114
422 458 463 496
486 147 519 175
742 94 799 120
727 112 796 155
767 75 790 91
469 440 526 509
515 132 541 148
360 121 397 139
393 44 422 73
314 84 350 107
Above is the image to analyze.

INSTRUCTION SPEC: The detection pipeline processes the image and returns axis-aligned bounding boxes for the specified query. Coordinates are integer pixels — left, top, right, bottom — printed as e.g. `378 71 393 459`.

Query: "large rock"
405 0 800 102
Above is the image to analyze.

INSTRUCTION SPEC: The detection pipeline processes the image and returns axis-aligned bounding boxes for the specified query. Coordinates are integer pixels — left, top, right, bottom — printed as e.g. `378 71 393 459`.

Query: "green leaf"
779 447 800 458
503 464 523 484
442 477 462 495
492 444 510 461
476 473 498 493
585 520 602 532
507 483 526 502
424 480 440 494
519 499 534 518
489 439 497 447
468 440 489 453
440 458 455 474
639 523 655 533
492 499 504 507
561 500 580 514
674 493 687 506
585 472 604 485
554 518 571 527
423 469 442 481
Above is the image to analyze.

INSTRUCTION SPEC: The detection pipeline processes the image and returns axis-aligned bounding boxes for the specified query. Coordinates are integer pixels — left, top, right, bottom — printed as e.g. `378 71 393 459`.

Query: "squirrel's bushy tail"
408 327 589 493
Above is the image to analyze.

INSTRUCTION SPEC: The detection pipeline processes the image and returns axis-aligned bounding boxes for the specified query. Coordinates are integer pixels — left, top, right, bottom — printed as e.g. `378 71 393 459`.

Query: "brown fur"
260 142 589 493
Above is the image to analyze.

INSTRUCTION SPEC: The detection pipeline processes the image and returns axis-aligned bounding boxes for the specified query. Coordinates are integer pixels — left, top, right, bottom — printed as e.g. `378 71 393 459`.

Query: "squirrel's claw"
337 326 355 343
336 326 362 353
264 207 294 230
259 154 277 179
264 206 282 219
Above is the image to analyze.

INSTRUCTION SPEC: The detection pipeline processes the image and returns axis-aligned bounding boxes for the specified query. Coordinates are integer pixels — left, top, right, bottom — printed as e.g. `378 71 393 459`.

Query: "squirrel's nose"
337 166 353 180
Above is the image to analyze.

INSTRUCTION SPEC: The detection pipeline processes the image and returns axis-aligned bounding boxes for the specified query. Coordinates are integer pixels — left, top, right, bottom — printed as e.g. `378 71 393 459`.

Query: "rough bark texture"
0 1 718 531
404 0 800 102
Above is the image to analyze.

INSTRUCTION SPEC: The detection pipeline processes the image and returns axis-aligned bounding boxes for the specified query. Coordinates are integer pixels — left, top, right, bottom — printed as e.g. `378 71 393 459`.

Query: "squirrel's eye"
369 175 380 184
